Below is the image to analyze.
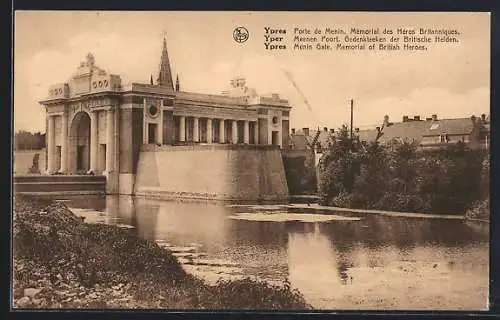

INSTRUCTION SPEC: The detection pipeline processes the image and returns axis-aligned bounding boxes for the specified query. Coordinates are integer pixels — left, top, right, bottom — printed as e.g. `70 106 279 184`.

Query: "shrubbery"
318 126 489 215
282 153 317 195
466 199 490 221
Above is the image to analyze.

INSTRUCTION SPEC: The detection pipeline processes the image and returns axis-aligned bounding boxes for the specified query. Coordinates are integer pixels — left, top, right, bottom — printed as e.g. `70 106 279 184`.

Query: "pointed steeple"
156 36 174 90
175 74 180 92
150 74 154 85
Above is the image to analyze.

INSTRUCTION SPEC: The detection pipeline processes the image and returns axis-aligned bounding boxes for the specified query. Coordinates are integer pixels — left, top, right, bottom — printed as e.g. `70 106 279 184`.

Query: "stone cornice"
90 105 113 112
121 92 176 100
40 92 121 105
47 111 64 116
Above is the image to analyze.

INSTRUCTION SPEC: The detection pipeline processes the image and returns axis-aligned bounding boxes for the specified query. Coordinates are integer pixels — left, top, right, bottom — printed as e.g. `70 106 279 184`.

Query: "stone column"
142 98 147 144
60 113 68 173
193 117 199 142
219 119 225 143
254 121 259 145
207 118 213 143
232 120 238 144
278 129 282 148
244 120 250 144
179 116 186 142
46 115 55 174
106 108 115 172
158 107 163 145
89 111 98 173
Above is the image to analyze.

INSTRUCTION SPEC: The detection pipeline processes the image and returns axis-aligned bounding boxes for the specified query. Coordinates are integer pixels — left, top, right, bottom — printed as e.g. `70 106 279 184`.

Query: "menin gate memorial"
39 37 291 201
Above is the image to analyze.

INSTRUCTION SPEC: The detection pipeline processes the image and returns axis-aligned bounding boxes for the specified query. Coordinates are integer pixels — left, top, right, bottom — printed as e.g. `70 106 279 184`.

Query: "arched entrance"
69 112 91 173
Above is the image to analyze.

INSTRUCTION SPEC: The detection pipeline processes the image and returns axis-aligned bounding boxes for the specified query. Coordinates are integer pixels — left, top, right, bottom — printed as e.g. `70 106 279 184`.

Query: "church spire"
157 36 174 90
175 74 180 92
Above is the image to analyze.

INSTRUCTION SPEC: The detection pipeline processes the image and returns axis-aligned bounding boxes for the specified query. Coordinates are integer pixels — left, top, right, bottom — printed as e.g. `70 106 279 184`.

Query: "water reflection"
63 195 489 310
288 224 340 301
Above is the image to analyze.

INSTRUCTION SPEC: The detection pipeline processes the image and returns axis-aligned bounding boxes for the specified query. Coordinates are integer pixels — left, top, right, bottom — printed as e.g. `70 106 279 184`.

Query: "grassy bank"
12 195 310 310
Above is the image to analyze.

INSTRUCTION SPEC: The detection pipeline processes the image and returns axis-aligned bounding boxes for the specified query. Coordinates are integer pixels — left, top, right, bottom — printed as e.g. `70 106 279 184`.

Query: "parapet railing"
140 143 282 152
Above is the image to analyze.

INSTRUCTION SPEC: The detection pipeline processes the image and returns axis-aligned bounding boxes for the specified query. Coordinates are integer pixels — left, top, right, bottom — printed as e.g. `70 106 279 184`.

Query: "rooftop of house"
421 118 476 136
290 113 490 150
289 133 309 150
358 120 431 144
357 114 490 145
289 127 335 150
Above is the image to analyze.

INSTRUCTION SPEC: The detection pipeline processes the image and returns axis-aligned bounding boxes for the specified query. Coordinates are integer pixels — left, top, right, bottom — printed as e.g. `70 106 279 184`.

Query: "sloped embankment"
12 195 310 309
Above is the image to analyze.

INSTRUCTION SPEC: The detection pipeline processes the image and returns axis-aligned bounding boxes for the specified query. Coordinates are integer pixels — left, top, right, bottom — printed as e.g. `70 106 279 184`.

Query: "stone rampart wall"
134 145 289 201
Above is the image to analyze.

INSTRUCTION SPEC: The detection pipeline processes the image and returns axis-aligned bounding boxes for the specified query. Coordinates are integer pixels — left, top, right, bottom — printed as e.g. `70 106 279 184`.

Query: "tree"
14 131 46 150
318 125 363 205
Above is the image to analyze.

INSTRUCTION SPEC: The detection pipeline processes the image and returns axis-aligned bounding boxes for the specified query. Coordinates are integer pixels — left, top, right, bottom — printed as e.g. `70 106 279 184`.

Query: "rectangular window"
225 121 232 143
186 118 194 142
213 119 220 143
173 116 180 142
237 121 244 144
272 131 279 146
77 146 85 170
99 144 106 171
148 123 157 144
249 122 255 144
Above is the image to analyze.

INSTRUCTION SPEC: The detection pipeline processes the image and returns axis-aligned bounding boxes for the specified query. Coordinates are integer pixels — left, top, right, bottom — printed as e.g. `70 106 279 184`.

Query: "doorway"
77 145 85 170
70 111 91 173
148 123 157 144
272 131 279 146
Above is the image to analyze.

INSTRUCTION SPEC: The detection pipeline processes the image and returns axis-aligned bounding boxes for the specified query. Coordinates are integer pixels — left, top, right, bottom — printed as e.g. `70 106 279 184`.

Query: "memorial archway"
69 111 91 173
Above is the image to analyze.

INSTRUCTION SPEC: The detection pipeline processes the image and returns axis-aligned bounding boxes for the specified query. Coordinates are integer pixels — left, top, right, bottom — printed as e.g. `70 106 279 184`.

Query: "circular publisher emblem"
233 27 249 43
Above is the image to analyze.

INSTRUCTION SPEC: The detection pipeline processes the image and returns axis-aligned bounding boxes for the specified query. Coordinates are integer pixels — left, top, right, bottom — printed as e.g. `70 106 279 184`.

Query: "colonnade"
177 116 259 144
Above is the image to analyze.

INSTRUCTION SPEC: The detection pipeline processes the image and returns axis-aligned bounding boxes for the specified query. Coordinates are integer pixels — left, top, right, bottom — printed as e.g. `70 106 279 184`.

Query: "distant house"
357 115 429 146
358 114 490 151
420 114 489 150
288 127 335 152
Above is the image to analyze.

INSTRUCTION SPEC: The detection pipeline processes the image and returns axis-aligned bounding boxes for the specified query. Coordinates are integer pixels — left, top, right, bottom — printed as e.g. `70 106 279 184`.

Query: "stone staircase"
13 175 107 195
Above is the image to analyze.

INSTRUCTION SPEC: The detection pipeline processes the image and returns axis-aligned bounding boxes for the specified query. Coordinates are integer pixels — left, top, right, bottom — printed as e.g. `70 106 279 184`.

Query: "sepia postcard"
12 11 491 311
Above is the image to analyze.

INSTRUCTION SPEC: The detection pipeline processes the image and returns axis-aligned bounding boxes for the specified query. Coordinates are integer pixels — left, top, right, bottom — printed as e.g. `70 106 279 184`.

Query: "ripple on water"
229 212 361 222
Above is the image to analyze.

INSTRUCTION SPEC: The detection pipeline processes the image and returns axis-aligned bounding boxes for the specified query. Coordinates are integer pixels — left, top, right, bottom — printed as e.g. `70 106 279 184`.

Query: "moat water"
59 195 489 310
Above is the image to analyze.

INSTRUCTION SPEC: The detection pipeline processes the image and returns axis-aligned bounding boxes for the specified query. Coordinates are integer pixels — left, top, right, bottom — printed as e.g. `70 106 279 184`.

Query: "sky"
14 11 490 133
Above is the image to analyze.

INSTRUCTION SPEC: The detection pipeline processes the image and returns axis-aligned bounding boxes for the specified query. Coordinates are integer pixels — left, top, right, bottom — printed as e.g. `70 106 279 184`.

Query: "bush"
330 191 368 209
282 153 317 195
199 278 311 309
372 192 430 213
466 199 490 221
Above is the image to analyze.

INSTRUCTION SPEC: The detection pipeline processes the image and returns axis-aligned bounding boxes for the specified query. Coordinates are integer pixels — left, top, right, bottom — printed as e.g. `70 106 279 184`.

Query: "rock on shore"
12 195 310 310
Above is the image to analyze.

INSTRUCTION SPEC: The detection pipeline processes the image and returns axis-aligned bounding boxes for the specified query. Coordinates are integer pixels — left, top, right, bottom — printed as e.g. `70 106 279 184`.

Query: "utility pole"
350 99 354 139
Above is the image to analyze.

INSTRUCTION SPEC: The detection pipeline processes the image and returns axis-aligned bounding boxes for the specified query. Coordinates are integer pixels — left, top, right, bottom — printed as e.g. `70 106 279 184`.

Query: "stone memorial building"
39 37 291 201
